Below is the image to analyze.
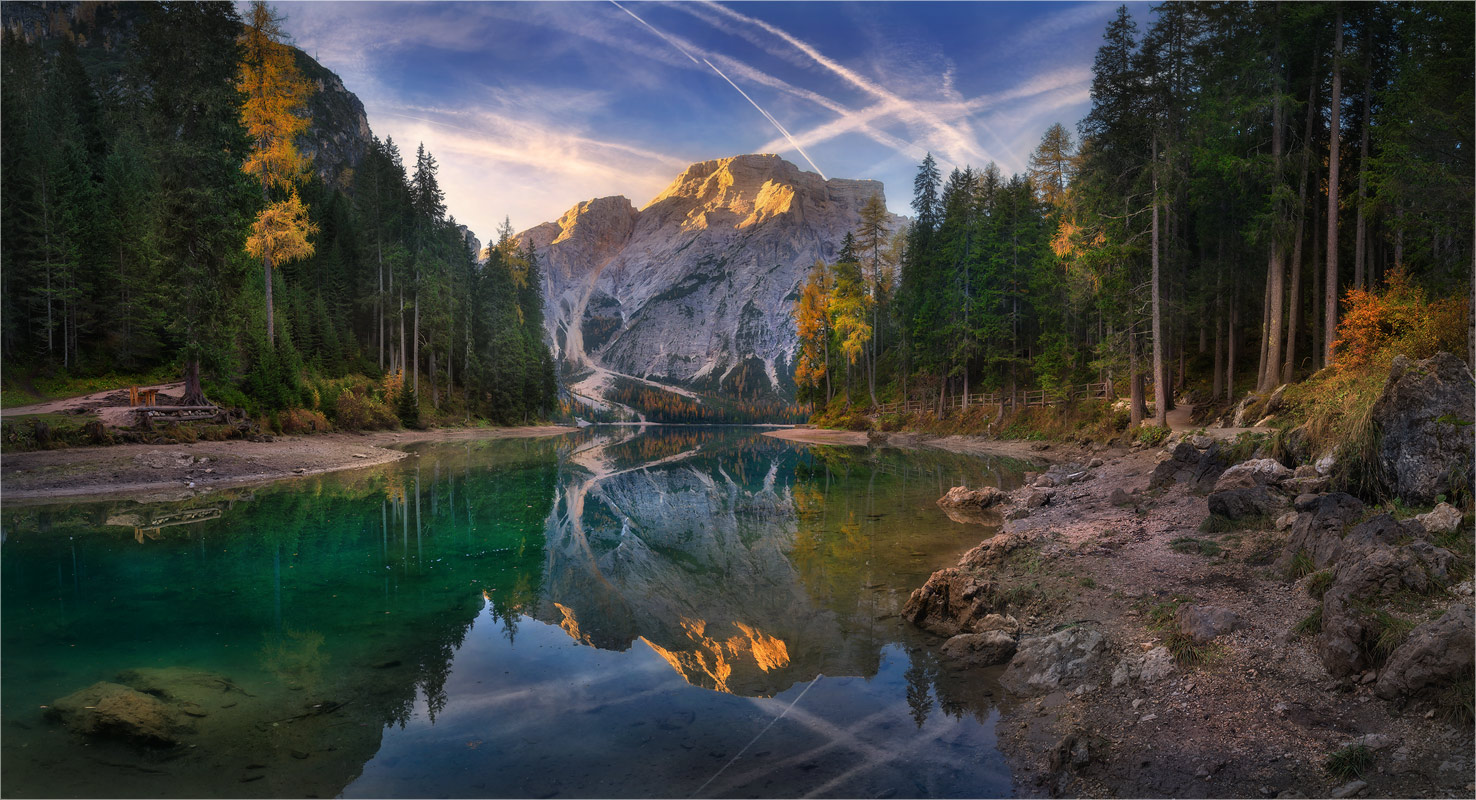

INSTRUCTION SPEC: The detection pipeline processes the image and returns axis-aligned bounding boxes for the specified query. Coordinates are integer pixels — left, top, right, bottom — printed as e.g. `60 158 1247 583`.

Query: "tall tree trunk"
1324 6 1344 367
1129 331 1145 428
1261 56 1286 394
181 357 207 407
1151 137 1167 428
1353 51 1372 290
377 241 384 370
1284 57 1319 384
399 288 406 381
1227 278 1239 405
1311 197 1323 369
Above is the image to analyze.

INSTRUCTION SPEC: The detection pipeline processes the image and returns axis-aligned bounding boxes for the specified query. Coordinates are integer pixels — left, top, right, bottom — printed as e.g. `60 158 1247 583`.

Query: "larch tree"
239 0 315 346
1027 123 1077 207
793 259 833 404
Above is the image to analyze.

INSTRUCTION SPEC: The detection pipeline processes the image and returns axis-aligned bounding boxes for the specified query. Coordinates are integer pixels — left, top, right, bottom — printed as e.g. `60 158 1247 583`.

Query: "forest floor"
1 425 576 504
895 436 1472 799
0 380 187 427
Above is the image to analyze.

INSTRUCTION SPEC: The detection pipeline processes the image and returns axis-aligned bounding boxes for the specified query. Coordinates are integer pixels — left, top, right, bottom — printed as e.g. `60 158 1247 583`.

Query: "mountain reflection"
0 428 1025 798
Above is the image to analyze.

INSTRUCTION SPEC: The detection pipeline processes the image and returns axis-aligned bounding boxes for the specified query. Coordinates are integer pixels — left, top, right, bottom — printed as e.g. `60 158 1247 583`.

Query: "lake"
1 427 1030 798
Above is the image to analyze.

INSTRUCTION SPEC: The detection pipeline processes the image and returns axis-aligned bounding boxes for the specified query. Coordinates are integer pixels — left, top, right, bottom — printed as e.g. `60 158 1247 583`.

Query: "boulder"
1374 604 1475 700
1370 353 1475 504
1109 487 1134 507
1207 485 1284 521
1000 626 1108 696
1024 488 1055 508
1276 493 1366 573
47 682 186 746
937 485 1007 510
1149 441 1228 493
902 567 1005 637
940 630 1017 668
1414 503 1464 536
1175 604 1243 643
959 531 1031 569
1213 458 1294 492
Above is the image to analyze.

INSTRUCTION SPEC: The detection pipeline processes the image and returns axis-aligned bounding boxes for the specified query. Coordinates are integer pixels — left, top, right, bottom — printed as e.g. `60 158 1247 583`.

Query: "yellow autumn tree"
793 259 833 403
239 0 314 345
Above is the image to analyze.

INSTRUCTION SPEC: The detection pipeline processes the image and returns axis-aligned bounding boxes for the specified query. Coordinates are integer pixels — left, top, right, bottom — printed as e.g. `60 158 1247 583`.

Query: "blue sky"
281 1 1151 243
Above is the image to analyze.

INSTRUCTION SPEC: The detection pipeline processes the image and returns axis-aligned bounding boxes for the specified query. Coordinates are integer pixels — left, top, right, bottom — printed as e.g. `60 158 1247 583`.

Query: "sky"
279 1 1151 244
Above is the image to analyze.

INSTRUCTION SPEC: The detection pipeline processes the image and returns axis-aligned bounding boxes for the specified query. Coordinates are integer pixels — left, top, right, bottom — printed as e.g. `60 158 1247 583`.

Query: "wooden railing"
873 381 1111 416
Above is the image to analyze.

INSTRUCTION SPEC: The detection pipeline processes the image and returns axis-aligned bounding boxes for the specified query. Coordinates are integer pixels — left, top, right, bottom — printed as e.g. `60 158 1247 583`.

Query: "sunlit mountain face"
2 428 1030 797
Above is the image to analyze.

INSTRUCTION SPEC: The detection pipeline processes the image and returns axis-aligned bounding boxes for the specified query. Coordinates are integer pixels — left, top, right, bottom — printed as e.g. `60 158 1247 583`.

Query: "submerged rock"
940 630 1017 668
1370 352 1475 505
937 485 1007 510
1000 626 1108 696
47 681 186 746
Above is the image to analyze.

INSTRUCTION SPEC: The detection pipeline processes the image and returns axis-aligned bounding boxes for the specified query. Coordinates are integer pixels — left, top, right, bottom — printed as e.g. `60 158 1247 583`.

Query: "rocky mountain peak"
520 154 899 405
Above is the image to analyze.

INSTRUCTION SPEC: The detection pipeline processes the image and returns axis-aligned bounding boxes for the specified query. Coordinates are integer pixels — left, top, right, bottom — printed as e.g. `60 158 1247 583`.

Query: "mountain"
518 154 900 405
2 1 371 187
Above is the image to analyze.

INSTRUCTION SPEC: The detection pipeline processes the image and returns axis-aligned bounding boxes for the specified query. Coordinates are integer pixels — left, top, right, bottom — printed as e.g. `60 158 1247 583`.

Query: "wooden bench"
129 386 159 406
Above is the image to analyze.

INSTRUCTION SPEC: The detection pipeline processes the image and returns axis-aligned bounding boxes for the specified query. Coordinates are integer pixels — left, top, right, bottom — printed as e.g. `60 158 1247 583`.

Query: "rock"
47 682 186 746
1029 442 1052 451
1149 441 1228 493
937 485 1007 510
902 568 1005 637
1207 485 1284 520
1354 733 1394 751
1175 604 1242 643
1024 488 1055 508
1414 503 1463 535
1275 512 1299 531
1000 626 1108 696
1034 476 1057 489
959 531 1031 569
1330 780 1367 798
1374 604 1474 700
1453 580 1474 598
1294 465 1319 479
1213 458 1294 492
1005 507 1031 521
1109 487 1134 507
1138 646 1176 682
1369 353 1475 504
1276 493 1366 574
1088 457 1104 468
1315 454 1337 475
940 630 1018 668
1281 476 1330 495
1049 731 1095 772
1190 434 1215 450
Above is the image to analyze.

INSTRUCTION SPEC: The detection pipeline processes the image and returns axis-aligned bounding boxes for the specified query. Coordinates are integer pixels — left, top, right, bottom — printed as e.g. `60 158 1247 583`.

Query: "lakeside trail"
1 426 576 504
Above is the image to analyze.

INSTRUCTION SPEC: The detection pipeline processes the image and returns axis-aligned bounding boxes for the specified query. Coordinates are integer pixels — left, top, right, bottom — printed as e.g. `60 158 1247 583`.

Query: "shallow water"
1 427 1031 798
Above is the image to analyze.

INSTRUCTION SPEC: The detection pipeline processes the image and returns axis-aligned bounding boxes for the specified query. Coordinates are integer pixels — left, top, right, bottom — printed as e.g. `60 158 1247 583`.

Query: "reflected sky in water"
2 427 1029 798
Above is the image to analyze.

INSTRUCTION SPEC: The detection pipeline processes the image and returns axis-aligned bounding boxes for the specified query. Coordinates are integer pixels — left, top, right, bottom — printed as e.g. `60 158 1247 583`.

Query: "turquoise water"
1 427 1029 798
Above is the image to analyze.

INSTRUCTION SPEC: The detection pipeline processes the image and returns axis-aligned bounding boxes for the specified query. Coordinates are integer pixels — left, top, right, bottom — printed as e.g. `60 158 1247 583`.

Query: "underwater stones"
48 681 186 746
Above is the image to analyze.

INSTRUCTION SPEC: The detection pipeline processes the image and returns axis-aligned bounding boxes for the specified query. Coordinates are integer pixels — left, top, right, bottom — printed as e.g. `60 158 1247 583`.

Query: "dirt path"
1 426 576 504
1 381 187 427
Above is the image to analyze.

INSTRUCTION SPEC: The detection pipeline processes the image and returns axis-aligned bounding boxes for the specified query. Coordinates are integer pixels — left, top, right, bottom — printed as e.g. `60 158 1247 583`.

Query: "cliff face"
520 154 898 400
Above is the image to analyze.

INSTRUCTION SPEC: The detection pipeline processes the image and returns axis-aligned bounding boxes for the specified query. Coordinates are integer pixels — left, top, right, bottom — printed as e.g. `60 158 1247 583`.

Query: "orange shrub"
1333 268 1470 371
280 408 331 434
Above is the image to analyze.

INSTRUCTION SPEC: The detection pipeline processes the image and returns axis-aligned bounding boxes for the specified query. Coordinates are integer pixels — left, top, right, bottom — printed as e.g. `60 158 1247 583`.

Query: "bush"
335 390 398 431
1135 424 1170 447
1333 267 1469 370
280 408 330 434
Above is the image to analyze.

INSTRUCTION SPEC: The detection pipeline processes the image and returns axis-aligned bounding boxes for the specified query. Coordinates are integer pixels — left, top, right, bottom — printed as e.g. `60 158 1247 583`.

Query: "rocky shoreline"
888 356 1475 799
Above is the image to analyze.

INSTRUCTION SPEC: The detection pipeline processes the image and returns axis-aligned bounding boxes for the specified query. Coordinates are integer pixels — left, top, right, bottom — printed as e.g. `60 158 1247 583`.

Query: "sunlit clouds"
279 2 1139 241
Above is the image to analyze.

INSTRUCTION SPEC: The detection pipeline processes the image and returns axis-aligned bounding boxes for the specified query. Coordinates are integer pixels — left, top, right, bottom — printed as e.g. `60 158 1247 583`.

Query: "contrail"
701 58 826 178
607 0 827 178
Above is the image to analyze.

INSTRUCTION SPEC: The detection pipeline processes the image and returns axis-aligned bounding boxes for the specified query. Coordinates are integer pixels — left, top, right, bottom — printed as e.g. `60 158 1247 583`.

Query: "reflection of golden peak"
553 602 586 645
640 618 790 695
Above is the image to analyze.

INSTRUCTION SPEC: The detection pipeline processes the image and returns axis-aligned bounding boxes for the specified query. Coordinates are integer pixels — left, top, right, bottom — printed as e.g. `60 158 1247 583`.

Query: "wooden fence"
874 381 1111 416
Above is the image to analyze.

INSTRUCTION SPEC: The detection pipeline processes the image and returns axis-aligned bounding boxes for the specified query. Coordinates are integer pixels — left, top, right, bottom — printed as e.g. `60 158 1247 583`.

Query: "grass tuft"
1324 744 1373 781
1293 606 1324 636
1307 570 1335 599
1284 549 1316 581
1436 676 1475 725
